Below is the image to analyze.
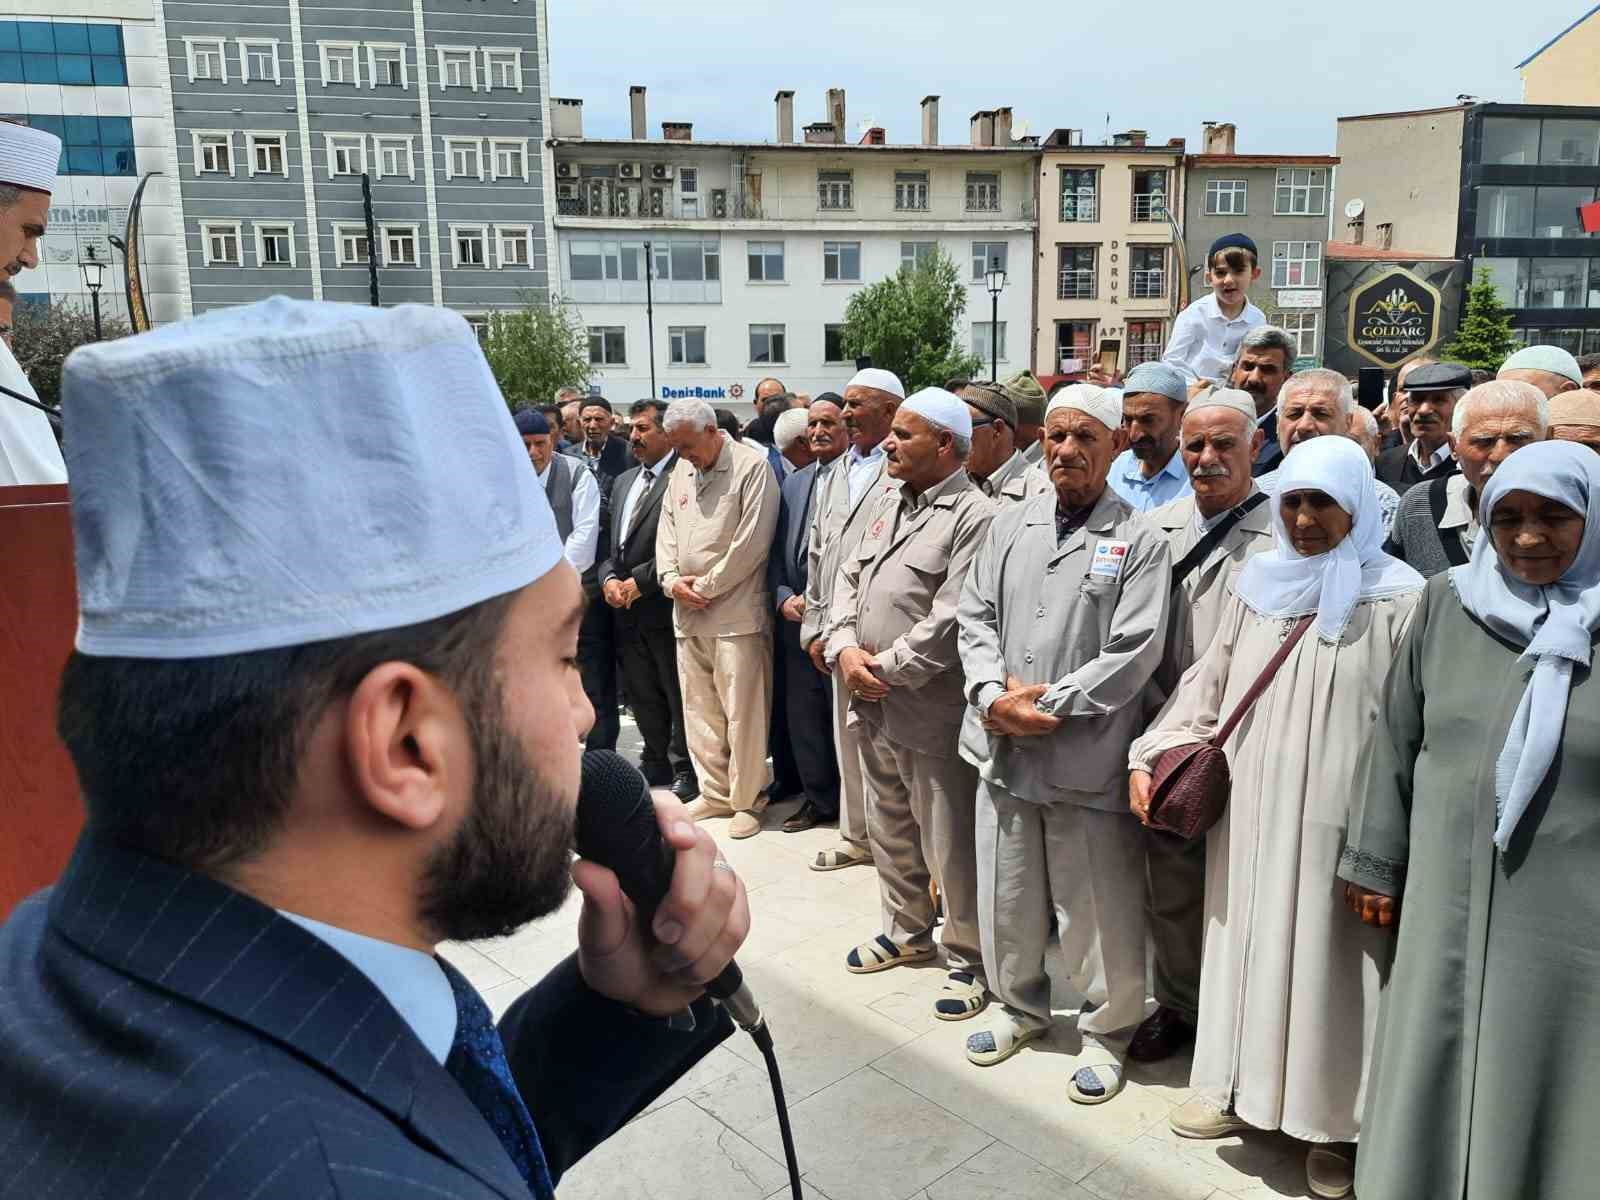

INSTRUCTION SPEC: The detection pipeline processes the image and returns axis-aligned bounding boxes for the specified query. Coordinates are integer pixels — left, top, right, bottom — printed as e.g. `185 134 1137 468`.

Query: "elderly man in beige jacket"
657 397 780 838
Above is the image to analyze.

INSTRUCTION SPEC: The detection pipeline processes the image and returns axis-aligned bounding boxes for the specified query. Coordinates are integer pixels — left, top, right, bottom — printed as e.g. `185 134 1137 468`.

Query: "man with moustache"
770 395 849 833
1107 362 1193 513
0 300 744 1198
801 367 905 871
1226 326 1297 477
1374 363 1467 494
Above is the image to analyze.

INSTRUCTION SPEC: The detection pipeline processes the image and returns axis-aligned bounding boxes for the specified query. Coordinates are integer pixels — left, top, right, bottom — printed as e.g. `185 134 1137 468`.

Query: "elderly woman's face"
1489 489 1586 586
1280 489 1353 557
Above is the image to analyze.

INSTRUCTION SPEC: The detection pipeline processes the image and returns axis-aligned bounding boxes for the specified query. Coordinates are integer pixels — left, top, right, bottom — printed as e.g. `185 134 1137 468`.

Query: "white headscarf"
1450 440 1600 850
1235 436 1424 641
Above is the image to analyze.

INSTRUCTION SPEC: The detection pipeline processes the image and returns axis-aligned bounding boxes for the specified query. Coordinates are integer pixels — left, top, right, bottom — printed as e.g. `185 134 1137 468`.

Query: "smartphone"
1097 339 1121 377
1357 367 1385 411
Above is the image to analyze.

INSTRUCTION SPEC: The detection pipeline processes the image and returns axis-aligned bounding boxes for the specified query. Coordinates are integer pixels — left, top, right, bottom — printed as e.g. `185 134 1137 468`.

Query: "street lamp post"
984 258 1007 382
80 248 105 341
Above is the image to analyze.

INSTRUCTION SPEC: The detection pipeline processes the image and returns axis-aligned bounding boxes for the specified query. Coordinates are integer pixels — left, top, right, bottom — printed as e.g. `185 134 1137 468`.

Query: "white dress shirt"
0 338 67 485
617 451 675 554
1409 439 1454 472
541 456 601 574
845 443 885 506
1161 293 1267 384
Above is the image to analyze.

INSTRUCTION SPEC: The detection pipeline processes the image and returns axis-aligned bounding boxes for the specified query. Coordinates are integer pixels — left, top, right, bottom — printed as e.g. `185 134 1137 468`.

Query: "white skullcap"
1046 383 1122 431
901 387 973 439
773 407 809 451
61 298 562 658
1500 344 1584 386
0 121 62 193
1185 386 1258 426
846 367 906 400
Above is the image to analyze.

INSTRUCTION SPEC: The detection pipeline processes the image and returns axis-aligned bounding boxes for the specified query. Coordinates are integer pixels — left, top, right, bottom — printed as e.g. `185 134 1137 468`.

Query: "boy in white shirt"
1162 234 1266 391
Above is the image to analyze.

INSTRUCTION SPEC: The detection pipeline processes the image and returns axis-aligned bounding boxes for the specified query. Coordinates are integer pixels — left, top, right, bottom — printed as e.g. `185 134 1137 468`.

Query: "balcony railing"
1127 338 1163 367
1060 195 1097 223
1131 193 1167 222
1058 269 1096 300
1056 348 1091 373
1129 269 1165 299
556 193 764 220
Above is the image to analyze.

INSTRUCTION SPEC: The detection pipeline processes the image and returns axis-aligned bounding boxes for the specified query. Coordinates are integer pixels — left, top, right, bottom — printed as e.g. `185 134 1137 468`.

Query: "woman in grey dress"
1341 439 1600 1200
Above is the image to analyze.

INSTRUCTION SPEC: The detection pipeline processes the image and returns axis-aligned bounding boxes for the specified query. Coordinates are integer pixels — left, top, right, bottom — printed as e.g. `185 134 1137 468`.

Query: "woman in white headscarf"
1128 436 1425 1199
1339 440 1600 1200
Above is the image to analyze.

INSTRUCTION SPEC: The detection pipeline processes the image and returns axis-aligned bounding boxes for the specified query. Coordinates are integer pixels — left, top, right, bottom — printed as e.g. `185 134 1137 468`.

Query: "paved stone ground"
439 714 1314 1200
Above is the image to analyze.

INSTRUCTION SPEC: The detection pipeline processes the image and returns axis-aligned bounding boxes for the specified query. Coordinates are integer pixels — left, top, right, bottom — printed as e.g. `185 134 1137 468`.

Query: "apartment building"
549 88 1037 403
1032 127 1185 380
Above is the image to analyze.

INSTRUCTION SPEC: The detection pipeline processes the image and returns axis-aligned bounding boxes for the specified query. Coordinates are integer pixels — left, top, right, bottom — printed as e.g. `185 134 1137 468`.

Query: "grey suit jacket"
800 452 897 648
771 461 823 610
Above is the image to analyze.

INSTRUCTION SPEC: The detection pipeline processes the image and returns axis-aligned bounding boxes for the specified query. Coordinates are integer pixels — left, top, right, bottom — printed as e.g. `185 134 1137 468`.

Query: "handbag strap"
1211 613 1314 747
1170 491 1269 591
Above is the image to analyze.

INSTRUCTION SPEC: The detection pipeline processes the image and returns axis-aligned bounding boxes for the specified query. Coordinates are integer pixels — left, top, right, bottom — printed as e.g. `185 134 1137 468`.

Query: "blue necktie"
438 959 555 1199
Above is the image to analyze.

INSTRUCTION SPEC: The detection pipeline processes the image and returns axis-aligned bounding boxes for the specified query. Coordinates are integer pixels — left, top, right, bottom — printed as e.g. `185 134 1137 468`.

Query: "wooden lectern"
0 484 82 918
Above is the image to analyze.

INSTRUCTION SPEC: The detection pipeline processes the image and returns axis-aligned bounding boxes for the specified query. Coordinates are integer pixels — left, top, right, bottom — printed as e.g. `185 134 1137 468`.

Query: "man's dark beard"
419 679 575 942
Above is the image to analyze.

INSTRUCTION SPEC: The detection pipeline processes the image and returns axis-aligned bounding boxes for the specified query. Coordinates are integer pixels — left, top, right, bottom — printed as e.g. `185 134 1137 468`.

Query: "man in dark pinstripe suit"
0 299 745 1198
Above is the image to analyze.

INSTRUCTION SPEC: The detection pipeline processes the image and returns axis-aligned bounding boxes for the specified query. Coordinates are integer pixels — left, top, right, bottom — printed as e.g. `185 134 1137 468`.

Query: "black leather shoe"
638 762 673 787
671 773 700 802
1127 1005 1196 1063
782 800 820 833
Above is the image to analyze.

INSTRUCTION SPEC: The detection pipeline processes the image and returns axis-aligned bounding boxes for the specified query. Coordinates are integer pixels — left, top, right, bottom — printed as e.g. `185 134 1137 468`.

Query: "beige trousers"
829 674 871 854
856 721 982 976
676 631 772 813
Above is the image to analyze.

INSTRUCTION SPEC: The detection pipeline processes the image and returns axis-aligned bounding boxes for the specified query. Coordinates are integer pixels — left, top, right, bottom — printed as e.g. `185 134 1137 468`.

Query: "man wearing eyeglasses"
959 381 1036 505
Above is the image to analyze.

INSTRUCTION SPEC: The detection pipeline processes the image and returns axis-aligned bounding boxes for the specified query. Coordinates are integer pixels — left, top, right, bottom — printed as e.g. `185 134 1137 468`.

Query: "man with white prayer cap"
0 119 66 485
827 387 996 1022
957 380 1171 1105
802 365 905 871
0 298 745 1198
1498 344 1584 398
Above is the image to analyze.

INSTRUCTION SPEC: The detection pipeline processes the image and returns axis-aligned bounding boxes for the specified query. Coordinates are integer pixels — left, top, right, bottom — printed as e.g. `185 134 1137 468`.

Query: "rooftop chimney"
858 126 885 145
1203 121 1236 155
920 94 940 146
803 121 835 144
1113 129 1148 147
775 89 795 143
827 88 846 144
628 86 647 140
970 110 994 148
993 106 1013 146
550 97 583 139
662 121 691 141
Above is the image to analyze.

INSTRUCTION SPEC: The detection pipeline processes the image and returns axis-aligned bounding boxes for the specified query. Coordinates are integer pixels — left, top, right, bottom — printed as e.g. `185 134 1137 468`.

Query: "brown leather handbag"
1146 614 1314 841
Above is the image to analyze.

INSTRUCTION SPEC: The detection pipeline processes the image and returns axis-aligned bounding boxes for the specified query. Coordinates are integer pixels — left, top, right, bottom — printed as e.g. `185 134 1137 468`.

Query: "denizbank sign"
660 385 730 400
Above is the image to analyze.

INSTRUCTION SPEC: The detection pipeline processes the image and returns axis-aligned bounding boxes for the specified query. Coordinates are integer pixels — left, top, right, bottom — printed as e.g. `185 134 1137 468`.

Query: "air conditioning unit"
618 161 642 181
555 161 574 179
649 162 674 181
710 189 727 218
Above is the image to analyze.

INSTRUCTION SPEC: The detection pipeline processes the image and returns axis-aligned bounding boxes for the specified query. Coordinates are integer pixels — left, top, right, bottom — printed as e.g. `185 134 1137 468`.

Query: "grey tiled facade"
163 0 549 316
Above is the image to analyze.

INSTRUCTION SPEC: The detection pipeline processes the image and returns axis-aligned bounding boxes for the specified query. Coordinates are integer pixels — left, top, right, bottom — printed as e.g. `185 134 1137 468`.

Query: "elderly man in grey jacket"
957 383 1171 1106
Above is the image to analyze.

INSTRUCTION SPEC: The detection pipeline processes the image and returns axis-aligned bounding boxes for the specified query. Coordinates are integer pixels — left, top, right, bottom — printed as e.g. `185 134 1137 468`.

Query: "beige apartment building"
1519 6 1600 106
1031 127 1186 380
1331 105 1467 259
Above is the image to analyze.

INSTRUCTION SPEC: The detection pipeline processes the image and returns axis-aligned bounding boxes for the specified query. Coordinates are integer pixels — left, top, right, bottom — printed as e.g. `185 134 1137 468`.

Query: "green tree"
13 301 130 408
481 293 591 409
1439 266 1520 371
839 246 982 391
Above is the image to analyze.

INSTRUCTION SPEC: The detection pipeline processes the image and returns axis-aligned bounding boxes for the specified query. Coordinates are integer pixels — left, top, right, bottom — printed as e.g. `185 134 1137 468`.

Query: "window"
589 326 626 365
1539 118 1600 166
1055 321 1095 372
747 240 784 282
326 134 365 177
239 38 279 85
255 223 294 267
1534 186 1598 238
1271 240 1321 288
496 226 532 267
484 48 521 91
1480 257 1530 307
1481 117 1540 166
463 315 490 343
320 42 359 86
1129 245 1165 299
452 225 487 267
374 137 413 180
490 139 527 182
194 132 232 175
0 21 126 87
383 225 418 266
333 223 370 266
678 167 698 218
749 324 786 364
972 242 1008 281
823 240 860 282
972 321 1006 362
900 241 935 270
824 324 847 363
200 221 241 265
247 133 287 177
1475 186 1535 238
818 170 853 210
669 326 707 365
1127 320 1164 366
965 171 1000 212
31 115 136 175
1060 168 1097 222
1529 259 1589 308
367 44 406 89
1278 311 1319 359
1131 169 1169 221
894 170 928 211
1274 167 1326 216
1057 245 1096 299
438 46 476 90
446 138 482 180
185 37 227 83
1204 179 1247 215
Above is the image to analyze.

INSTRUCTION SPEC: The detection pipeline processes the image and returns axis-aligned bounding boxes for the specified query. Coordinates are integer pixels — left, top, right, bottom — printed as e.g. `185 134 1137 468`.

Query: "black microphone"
574 748 763 1031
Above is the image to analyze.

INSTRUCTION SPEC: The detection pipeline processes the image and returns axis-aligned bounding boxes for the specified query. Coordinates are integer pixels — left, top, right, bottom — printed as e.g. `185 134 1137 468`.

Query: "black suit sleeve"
499 952 733 1181
769 483 793 610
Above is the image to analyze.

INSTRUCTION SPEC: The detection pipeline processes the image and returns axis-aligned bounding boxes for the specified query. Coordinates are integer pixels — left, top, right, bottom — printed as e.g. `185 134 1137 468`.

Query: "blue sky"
550 1 1586 153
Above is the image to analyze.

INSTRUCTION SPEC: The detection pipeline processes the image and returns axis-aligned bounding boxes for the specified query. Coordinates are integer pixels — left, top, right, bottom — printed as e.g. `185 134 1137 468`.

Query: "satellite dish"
1345 197 1366 220
1014 118 1032 138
